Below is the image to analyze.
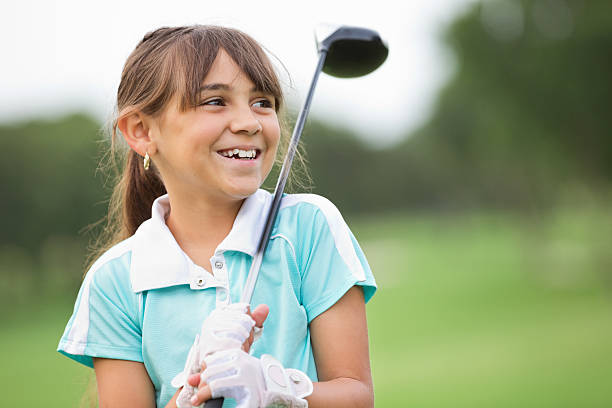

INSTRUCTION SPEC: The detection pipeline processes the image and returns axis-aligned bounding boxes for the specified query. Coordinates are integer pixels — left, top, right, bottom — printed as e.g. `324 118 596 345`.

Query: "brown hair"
86 25 310 271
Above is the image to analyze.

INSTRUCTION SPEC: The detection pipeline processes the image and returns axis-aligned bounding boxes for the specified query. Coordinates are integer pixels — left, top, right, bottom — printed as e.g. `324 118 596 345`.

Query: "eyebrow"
199 83 259 93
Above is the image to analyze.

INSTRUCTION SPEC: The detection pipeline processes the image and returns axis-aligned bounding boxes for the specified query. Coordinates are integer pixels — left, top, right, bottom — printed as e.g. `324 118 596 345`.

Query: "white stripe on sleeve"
280 194 366 282
63 238 134 354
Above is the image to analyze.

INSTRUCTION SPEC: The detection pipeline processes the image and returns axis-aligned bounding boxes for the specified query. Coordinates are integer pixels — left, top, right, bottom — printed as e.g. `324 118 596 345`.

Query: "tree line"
0 0 610 301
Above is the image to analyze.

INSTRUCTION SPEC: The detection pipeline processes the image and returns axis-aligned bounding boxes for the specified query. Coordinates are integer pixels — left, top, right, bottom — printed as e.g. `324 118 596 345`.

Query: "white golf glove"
172 303 256 408
202 349 313 408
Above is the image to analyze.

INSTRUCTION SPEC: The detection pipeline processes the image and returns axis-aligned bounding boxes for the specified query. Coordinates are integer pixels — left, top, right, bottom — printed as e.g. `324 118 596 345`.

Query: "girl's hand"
188 350 312 408
174 303 269 407
242 303 269 353
187 363 211 405
197 303 256 359
186 304 270 406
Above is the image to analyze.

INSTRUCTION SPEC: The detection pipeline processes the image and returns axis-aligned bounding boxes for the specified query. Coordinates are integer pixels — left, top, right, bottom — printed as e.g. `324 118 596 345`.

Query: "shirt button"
196 277 206 287
215 261 224 269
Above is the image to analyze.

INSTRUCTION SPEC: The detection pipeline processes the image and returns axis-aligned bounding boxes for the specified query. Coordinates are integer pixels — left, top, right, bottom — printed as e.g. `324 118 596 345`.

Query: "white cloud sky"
0 0 477 146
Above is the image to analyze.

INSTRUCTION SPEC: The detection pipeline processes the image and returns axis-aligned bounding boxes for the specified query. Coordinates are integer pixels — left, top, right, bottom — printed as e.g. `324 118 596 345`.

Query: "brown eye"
201 98 225 106
253 99 273 109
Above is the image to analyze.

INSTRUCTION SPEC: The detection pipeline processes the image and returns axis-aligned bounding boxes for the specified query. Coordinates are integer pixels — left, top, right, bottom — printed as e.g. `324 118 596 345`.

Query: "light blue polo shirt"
58 189 376 407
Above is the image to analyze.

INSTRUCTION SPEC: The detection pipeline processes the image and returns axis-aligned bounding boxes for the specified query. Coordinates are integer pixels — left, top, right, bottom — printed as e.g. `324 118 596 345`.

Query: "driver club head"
315 24 389 78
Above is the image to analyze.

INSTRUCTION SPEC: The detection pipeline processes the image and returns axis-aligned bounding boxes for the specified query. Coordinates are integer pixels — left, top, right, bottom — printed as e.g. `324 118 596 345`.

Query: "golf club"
204 24 388 408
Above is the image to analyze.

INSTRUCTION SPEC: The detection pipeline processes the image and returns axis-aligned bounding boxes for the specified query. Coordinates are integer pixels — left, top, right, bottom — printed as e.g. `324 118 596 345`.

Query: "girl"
58 25 377 408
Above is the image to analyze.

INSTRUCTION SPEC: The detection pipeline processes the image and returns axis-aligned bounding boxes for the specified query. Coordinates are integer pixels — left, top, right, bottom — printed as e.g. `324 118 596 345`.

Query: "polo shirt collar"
130 189 272 293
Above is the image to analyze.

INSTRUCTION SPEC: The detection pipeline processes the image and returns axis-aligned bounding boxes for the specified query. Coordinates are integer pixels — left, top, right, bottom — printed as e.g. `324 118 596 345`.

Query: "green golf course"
2 206 610 407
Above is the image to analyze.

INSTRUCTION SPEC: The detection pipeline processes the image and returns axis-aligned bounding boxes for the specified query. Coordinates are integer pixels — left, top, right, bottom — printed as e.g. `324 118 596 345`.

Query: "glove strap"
261 354 313 402
285 369 314 400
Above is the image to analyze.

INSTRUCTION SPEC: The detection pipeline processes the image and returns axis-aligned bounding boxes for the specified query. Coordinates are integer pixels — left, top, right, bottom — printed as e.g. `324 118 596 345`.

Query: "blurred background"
1 0 611 406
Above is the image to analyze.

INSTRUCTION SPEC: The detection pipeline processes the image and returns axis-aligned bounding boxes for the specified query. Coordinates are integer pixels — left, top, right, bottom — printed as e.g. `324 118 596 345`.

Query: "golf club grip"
204 398 224 407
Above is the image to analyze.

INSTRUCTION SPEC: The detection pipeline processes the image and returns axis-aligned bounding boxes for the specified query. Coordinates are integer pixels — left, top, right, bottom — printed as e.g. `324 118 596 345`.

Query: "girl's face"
150 49 281 203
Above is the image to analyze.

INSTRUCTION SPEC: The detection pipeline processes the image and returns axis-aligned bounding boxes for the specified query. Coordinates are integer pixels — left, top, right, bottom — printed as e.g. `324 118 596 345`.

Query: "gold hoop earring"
143 152 151 170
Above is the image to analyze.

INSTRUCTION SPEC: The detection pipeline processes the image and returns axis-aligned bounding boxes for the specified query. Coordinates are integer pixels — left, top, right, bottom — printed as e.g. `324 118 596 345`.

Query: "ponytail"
124 149 166 236
82 128 165 273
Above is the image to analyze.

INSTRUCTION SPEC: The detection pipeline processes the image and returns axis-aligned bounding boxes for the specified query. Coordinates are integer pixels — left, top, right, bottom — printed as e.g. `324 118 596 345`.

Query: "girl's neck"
164 189 245 268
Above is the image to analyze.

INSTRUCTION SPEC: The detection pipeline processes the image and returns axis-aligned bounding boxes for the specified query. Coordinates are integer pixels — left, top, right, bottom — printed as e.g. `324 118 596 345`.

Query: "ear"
117 109 158 157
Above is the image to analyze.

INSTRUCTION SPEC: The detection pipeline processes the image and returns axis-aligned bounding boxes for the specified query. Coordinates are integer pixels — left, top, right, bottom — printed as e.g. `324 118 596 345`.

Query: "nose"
229 104 262 136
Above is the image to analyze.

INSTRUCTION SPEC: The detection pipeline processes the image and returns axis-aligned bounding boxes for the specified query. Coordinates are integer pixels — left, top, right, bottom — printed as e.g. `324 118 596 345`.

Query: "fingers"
187 364 212 406
189 383 212 406
242 337 252 353
197 360 208 376
242 327 255 353
250 304 269 328
242 304 269 353
187 372 202 387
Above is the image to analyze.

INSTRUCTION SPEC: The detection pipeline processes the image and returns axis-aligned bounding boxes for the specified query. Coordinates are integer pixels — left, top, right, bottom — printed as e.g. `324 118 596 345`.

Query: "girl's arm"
93 358 182 408
93 358 157 407
307 285 374 408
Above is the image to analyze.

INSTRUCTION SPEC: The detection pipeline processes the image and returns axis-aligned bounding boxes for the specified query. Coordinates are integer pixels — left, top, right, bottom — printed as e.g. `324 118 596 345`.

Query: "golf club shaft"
240 48 328 304
204 49 328 408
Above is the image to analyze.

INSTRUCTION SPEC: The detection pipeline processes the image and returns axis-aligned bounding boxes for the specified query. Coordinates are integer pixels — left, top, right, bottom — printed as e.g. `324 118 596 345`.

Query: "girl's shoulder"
58 235 143 369
83 235 136 292
271 192 362 265
279 192 342 215
270 191 377 307
88 235 136 275
250 189 350 241
275 191 350 236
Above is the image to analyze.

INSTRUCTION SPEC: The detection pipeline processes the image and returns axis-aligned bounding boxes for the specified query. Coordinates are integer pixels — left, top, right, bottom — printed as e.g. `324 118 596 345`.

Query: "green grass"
1 299 94 406
353 207 612 407
2 206 611 407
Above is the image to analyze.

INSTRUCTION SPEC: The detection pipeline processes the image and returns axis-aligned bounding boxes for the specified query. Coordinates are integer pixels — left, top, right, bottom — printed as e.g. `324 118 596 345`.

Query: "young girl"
58 25 377 408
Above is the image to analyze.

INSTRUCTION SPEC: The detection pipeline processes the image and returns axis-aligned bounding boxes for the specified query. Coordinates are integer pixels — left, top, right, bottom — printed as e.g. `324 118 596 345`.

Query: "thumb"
250 304 269 328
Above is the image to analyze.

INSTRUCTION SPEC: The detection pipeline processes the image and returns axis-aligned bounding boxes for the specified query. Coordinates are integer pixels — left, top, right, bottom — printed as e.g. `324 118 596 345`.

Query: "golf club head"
315 24 389 78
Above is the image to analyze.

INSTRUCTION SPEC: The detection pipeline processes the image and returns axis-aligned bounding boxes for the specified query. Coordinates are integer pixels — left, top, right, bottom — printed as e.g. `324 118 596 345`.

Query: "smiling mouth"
217 148 261 160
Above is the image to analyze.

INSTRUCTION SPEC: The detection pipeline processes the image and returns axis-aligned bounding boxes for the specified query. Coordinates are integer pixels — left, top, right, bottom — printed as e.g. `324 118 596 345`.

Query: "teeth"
219 148 257 159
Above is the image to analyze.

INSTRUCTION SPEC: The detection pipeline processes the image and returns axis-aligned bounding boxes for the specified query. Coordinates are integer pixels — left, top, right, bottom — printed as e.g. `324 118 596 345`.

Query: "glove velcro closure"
284 369 314 400
260 354 313 406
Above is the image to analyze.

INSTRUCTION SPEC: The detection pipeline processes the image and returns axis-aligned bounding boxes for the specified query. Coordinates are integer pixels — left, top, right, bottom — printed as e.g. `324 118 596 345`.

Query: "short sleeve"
297 199 377 322
57 251 143 368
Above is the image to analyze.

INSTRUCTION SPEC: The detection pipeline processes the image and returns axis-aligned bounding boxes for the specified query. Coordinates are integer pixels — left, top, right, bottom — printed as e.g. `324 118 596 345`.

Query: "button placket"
217 287 229 304
213 255 230 306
